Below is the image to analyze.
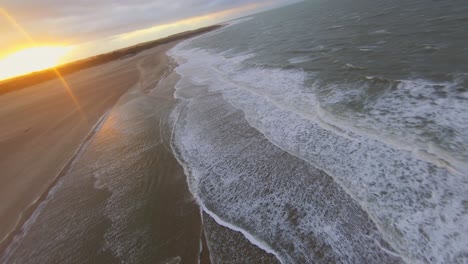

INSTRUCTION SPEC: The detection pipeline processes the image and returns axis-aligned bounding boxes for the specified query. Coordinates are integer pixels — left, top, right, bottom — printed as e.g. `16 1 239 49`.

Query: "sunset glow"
117 3 262 41
0 46 73 81
0 2 273 78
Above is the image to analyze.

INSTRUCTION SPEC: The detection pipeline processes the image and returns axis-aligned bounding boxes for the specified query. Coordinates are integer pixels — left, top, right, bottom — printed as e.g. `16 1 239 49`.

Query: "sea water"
169 0 468 263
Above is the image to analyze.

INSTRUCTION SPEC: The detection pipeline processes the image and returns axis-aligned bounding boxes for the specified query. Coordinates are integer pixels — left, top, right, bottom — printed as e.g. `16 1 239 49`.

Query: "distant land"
0 25 221 95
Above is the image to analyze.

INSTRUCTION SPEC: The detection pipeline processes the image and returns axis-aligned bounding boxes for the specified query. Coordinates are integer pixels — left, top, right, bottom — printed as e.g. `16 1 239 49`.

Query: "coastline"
1 43 207 263
168 38 284 263
0 28 218 261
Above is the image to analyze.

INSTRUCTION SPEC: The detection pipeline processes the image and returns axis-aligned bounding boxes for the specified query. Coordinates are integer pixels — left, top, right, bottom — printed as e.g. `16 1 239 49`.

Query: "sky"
0 0 297 80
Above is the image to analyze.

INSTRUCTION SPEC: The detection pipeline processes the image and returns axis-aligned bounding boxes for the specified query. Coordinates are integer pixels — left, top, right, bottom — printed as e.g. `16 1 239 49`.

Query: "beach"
0 52 141 248
0 29 228 263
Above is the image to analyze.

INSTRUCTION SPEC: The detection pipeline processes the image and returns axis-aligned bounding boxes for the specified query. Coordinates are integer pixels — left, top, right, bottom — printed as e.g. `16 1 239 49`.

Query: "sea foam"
169 39 468 263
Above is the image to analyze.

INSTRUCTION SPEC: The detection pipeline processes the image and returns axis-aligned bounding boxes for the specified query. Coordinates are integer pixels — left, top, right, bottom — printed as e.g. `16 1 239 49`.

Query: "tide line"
168 102 284 264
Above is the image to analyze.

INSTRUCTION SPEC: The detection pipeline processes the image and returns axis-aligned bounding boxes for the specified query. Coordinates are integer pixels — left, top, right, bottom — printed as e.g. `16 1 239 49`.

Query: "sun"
0 46 73 81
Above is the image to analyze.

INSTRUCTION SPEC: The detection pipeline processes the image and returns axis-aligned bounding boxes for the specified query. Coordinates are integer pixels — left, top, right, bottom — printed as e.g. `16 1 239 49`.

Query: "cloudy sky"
0 0 295 60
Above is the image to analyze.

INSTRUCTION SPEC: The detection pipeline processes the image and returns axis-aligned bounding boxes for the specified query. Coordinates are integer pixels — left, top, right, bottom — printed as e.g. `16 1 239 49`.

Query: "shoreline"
169 104 282 263
168 36 283 264
0 27 220 260
1 43 207 262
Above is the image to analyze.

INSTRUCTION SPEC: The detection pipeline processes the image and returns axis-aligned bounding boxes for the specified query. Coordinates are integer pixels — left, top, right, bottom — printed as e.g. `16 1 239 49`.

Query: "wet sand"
0 54 141 248
0 26 221 247
1 43 206 263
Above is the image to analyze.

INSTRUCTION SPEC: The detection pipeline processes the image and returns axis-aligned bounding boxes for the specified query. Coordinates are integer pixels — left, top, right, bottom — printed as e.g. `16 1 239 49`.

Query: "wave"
169 41 468 263
171 41 467 174
171 144 282 261
288 56 311 64
169 91 403 263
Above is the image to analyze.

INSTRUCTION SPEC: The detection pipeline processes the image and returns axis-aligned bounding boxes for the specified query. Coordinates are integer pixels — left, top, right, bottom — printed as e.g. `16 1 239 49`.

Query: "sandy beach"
0 54 141 247
0 40 208 263
0 28 215 261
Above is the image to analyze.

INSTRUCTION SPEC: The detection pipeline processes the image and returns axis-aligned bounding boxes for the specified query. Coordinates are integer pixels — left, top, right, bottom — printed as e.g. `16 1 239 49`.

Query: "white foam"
202 202 283 262
169 93 401 263
371 29 391 35
171 42 467 173
168 40 468 263
168 104 284 263
288 56 310 64
223 16 254 27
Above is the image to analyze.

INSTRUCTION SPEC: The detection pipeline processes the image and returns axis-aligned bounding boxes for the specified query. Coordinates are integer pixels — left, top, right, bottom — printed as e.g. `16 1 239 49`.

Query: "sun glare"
0 46 73 81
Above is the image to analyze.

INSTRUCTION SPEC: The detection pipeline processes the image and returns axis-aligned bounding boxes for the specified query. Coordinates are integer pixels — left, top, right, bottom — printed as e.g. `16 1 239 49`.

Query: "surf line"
200 201 284 263
175 155 284 263
168 104 284 264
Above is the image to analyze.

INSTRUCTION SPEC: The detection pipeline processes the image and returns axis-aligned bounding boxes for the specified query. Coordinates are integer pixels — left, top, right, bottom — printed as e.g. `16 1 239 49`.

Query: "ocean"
169 0 468 263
